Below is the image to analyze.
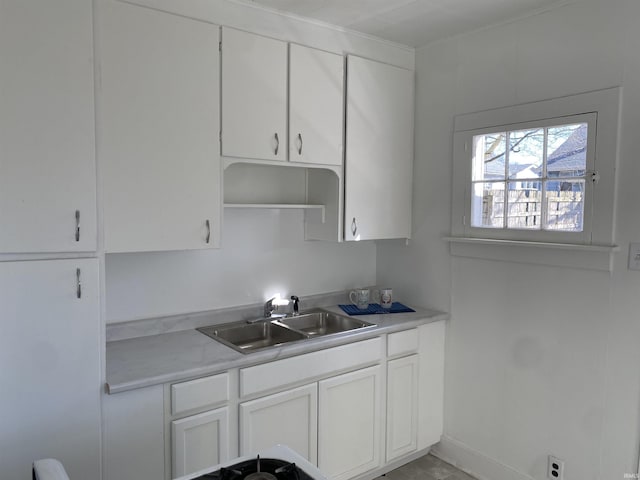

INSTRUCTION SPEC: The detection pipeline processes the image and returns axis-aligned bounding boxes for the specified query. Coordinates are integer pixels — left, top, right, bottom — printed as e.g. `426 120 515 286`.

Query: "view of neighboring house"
475 124 587 230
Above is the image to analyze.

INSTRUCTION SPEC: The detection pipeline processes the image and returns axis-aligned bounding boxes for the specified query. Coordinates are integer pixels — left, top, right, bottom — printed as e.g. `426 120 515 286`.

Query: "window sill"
443 236 619 271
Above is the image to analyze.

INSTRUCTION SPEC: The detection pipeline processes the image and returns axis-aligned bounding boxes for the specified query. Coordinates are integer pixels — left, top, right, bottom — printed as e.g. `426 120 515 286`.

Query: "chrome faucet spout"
263 297 276 318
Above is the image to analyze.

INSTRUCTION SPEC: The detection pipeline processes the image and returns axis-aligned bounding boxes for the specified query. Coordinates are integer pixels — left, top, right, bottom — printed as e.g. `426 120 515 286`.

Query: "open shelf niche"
223 159 343 241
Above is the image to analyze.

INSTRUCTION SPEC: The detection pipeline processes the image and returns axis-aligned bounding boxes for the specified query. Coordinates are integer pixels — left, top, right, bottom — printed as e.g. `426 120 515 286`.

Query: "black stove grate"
194 456 315 480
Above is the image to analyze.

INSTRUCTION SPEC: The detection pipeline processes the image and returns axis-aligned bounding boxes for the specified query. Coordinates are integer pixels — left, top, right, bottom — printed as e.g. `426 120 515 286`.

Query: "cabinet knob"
75 210 80 242
205 219 211 244
274 133 279 156
351 217 358 237
76 268 82 299
297 133 303 155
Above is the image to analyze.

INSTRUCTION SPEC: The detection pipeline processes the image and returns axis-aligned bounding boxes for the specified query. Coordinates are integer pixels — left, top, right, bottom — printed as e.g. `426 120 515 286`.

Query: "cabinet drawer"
387 329 418 357
171 373 229 415
240 338 382 397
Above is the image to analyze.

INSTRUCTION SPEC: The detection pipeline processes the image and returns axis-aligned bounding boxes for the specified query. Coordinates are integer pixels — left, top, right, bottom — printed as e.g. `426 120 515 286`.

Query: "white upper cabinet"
344 55 414 241
289 44 344 166
221 29 344 166
221 27 287 162
100 2 221 253
0 0 96 253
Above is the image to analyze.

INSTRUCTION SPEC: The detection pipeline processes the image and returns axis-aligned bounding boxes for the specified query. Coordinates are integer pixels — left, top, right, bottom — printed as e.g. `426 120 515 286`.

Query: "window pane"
472 133 506 181
508 128 543 179
471 182 504 228
506 181 542 230
544 180 585 232
546 123 587 178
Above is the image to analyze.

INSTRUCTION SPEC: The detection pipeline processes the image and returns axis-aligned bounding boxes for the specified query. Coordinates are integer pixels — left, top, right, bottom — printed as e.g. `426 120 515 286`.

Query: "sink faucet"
290 296 300 316
264 297 277 318
262 297 288 320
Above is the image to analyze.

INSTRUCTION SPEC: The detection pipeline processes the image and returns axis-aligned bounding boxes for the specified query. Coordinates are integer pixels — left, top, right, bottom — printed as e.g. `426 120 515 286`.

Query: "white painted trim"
454 87 620 133
446 237 616 272
451 87 621 249
225 0 415 53
444 236 618 252
431 435 535 480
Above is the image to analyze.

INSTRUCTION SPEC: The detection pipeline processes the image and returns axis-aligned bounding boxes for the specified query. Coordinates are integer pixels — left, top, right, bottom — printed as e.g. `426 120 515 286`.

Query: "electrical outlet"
629 243 640 270
548 455 564 480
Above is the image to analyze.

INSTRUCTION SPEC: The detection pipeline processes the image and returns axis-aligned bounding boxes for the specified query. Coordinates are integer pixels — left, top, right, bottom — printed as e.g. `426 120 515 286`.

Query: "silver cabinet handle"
274 133 279 156
205 219 211 244
297 133 303 155
76 268 82 299
75 210 80 242
351 217 357 236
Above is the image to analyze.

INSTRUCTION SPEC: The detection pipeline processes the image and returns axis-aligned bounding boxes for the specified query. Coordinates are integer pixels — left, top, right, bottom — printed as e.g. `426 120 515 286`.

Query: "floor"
377 454 477 480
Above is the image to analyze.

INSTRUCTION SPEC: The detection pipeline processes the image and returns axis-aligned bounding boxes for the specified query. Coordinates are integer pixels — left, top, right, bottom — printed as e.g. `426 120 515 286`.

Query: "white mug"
379 288 393 309
349 288 370 309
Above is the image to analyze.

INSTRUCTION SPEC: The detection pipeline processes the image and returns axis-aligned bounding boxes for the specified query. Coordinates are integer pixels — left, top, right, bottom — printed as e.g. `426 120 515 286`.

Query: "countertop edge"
106 308 448 394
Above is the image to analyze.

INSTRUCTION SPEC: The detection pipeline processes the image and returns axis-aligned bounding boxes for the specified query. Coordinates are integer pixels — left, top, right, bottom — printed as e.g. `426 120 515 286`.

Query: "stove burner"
245 472 277 480
195 455 311 480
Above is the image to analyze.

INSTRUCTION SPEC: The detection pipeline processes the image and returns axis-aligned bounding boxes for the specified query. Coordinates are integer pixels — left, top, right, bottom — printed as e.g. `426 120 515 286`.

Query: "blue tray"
338 302 415 316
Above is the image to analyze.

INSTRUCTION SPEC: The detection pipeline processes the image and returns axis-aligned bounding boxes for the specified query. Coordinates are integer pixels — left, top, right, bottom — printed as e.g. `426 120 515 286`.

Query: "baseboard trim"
431 436 535 480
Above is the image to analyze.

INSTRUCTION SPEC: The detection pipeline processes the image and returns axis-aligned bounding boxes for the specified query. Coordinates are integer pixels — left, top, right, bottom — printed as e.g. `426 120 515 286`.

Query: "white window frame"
464 113 596 243
451 87 620 249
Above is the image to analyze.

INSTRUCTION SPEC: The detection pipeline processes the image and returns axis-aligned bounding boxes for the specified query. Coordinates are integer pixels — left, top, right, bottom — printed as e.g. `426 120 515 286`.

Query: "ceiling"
246 0 569 47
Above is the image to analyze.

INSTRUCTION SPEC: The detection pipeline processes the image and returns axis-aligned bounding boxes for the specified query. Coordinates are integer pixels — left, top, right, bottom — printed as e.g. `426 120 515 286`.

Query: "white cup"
380 288 393 309
349 288 370 309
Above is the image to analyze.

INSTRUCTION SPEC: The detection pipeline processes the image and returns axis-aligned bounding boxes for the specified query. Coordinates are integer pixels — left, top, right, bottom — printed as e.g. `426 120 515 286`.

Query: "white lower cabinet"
318 366 382 480
103 323 445 480
0 259 101 480
172 407 230 479
240 383 318 463
103 385 165 480
386 355 419 462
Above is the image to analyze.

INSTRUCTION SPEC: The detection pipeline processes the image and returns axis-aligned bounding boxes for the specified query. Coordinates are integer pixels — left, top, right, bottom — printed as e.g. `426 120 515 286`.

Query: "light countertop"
106 304 448 394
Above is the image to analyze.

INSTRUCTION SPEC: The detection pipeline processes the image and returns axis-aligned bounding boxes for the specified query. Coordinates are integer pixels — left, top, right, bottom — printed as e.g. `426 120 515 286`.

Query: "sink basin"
197 309 376 354
198 321 307 353
276 310 375 337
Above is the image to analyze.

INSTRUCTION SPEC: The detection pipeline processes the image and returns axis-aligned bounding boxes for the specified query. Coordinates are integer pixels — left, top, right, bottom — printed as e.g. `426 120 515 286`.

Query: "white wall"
377 0 640 478
106 209 376 322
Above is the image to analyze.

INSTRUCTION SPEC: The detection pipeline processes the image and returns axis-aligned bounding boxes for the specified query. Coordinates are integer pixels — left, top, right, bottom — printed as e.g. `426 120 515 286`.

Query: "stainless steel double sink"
197 309 376 354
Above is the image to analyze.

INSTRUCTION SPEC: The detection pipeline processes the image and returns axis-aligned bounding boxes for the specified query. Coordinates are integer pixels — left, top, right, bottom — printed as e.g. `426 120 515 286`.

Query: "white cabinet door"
0 0 96 253
172 407 229 479
0 259 100 480
386 355 419 462
222 27 287 161
318 365 382 480
240 383 318 464
417 321 445 449
345 55 414 241
289 44 343 166
100 2 221 252
103 385 165 480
